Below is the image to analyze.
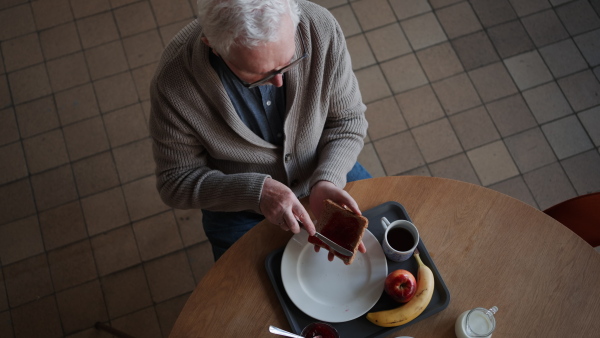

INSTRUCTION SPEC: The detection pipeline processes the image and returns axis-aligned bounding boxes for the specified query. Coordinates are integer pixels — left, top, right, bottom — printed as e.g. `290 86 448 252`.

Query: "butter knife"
296 218 354 257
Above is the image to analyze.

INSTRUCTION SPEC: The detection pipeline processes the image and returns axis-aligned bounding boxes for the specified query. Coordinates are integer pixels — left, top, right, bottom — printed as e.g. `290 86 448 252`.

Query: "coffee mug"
380 217 419 262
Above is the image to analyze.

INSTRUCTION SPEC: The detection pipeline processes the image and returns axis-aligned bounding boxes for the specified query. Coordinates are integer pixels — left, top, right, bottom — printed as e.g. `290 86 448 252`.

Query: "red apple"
384 269 417 303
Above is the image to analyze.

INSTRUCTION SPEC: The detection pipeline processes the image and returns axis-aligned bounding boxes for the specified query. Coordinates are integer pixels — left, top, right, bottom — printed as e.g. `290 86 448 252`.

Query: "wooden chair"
543 192 600 247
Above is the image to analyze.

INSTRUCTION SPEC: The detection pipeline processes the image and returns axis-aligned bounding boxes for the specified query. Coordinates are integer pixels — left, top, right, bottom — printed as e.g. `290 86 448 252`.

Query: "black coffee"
387 227 414 251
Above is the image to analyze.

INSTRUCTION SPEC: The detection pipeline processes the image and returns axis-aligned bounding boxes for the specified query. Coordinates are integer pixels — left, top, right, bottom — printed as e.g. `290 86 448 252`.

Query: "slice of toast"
307 199 368 265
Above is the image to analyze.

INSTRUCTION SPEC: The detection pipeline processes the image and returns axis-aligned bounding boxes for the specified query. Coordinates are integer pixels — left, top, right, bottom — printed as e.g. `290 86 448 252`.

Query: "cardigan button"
284 153 292 162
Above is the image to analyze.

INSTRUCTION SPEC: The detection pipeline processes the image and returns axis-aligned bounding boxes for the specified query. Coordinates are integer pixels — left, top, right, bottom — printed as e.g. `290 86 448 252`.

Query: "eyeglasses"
224 30 308 89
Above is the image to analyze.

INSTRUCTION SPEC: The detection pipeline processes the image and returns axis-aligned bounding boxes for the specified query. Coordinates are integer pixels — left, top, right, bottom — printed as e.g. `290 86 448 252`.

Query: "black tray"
264 201 451 337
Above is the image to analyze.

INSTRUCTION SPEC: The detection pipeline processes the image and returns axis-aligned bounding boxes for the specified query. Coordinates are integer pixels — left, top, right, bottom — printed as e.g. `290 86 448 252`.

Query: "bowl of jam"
301 322 339 338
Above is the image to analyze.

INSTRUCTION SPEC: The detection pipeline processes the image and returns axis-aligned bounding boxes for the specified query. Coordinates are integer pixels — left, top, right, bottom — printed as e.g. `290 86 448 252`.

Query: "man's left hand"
309 180 367 261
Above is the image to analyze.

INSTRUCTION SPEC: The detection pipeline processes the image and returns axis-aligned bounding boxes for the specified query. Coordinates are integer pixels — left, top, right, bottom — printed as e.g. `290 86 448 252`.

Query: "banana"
366 249 435 327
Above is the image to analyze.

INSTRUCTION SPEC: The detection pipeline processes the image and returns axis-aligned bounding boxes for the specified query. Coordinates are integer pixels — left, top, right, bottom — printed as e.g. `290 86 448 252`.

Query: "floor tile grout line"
4 99 141 153
398 32 473 180
346 2 402 113
0 14 63 333
0 0 184 42
1 10 181 75
365 106 594 198
1 42 159 80
367 10 460 178
0 107 151 165
0 172 153 228
3 2 161 224
0 141 149 206
1 247 199 334
0 218 205 272
518 25 600 185
346 59 583 189
363 139 388 176
63 5 130 312
486 173 540 209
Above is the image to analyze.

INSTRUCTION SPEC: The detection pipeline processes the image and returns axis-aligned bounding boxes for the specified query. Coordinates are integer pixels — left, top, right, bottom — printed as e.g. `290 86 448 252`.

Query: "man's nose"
269 74 284 87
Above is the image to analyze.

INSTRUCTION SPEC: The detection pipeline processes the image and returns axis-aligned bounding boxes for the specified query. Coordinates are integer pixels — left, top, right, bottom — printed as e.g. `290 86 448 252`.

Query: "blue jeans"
202 162 372 261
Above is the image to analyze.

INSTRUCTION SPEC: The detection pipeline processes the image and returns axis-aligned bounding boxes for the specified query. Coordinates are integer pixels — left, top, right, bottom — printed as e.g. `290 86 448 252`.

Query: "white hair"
197 0 300 58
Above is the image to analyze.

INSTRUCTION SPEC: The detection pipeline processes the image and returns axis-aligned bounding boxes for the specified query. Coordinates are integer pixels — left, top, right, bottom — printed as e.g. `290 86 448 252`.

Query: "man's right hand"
259 178 316 236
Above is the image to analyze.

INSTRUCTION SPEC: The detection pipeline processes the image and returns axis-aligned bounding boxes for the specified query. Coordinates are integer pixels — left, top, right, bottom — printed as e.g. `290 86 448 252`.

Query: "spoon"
269 325 304 338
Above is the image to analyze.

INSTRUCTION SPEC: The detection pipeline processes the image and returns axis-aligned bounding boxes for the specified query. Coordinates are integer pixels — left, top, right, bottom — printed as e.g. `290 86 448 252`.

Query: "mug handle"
381 217 390 230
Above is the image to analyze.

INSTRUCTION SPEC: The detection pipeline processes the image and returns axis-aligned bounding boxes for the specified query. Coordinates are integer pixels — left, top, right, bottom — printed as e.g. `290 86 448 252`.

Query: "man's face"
222 14 297 88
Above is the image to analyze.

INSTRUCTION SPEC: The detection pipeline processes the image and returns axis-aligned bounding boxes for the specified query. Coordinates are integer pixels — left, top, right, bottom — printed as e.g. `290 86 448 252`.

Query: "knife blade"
296 217 354 257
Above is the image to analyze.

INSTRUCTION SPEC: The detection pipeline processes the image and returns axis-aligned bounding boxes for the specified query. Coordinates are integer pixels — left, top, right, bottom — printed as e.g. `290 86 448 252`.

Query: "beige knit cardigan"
149 0 367 214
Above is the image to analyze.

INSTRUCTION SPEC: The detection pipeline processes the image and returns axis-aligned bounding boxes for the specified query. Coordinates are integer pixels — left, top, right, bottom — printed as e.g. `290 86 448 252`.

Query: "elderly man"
150 0 370 261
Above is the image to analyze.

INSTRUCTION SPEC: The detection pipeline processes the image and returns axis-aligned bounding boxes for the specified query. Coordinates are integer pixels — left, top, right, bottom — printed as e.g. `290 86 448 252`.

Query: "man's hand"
309 180 367 261
309 180 361 219
260 178 316 235
313 241 367 262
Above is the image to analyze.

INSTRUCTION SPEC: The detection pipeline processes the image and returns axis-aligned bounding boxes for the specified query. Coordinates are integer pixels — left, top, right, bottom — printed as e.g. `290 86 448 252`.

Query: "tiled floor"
0 0 599 337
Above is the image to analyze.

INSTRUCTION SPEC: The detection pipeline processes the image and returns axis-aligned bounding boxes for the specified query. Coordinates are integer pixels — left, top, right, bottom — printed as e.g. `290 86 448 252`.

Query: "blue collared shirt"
209 52 286 146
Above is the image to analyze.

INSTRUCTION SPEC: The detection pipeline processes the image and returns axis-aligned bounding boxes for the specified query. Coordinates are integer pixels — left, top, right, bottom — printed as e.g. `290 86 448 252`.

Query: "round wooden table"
169 176 600 337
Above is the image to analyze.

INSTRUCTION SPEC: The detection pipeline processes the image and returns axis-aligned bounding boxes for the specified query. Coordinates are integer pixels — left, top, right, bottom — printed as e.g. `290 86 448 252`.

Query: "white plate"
281 229 387 323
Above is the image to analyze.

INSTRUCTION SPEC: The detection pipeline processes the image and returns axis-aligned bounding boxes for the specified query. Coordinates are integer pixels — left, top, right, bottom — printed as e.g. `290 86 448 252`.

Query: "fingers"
295 212 315 236
282 213 300 233
335 190 361 216
358 241 367 253
309 180 363 218
279 209 314 234
261 178 312 233
342 198 362 216
277 220 289 232
313 245 356 262
313 246 334 262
